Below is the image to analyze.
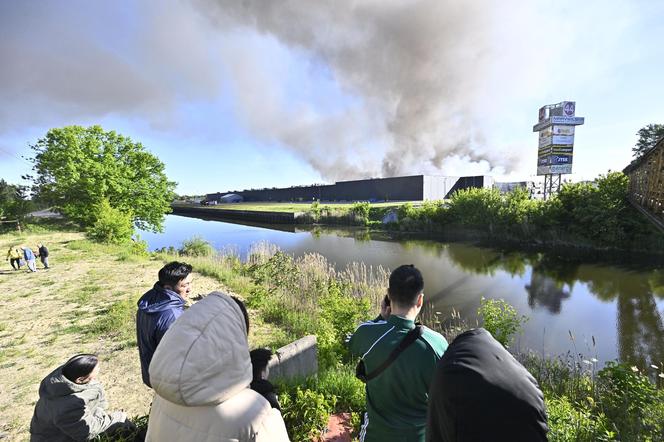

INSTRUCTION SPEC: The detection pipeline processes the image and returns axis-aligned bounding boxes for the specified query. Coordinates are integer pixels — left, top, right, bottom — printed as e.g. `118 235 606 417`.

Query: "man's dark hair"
62 354 98 383
231 296 250 335
388 264 424 307
158 261 193 287
250 348 273 380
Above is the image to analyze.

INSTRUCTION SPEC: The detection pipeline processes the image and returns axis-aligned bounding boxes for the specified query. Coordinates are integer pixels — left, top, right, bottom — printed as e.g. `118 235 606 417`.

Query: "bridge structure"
623 137 664 231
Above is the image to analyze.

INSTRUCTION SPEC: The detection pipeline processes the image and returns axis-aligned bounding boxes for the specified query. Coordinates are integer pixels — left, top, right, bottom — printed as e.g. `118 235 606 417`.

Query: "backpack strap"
364 325 423 381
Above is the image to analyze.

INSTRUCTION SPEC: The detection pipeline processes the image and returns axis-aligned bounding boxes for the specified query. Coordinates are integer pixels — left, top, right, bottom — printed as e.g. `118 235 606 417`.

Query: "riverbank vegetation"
3 222 663 441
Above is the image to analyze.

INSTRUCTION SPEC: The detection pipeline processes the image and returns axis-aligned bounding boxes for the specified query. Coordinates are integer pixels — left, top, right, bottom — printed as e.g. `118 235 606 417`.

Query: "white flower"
631 366 639 372
590 358 598 363
583 360 592 365
659 373 664 379
650 364 659 370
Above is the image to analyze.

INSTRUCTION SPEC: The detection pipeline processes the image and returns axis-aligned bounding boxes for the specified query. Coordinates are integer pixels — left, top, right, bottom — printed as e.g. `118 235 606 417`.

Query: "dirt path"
0 229 281 441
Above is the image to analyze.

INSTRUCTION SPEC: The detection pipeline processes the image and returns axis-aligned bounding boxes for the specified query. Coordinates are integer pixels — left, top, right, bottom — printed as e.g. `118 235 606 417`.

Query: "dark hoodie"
30 366 127 441
427 328 548 442
136 283 186 387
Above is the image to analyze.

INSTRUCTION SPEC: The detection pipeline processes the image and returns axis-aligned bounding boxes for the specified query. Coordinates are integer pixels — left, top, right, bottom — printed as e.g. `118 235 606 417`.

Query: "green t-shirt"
349 315 448 442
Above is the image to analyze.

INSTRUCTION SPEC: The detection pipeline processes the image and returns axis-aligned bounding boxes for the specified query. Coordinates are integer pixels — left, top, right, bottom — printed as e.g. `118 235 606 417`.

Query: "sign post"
533 101 584 199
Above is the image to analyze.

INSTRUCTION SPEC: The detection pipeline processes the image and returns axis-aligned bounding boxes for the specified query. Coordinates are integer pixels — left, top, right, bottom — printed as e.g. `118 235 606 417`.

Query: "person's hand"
380 296 391 320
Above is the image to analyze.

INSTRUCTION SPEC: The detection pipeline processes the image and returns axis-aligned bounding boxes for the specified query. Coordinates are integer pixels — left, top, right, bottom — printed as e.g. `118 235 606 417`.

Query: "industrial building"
206 175 493 203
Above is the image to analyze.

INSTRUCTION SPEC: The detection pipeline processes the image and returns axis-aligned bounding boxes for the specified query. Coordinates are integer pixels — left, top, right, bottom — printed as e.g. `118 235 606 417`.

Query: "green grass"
86 298 137 346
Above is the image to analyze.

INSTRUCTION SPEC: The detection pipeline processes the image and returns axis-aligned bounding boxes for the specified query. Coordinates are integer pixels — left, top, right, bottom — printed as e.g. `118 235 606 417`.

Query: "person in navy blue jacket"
136 261 193 387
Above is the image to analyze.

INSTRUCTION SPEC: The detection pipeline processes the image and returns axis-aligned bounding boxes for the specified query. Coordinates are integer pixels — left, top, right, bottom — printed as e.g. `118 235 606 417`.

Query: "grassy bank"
4 223 664 441
0 224 285 441
158 237 664 441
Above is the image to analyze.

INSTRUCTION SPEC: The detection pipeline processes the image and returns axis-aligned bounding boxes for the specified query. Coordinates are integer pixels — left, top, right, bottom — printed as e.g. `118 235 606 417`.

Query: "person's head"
250 348 273 380
387 264 424 310
158 261 193 298
231 296 249 335
62 354 99 384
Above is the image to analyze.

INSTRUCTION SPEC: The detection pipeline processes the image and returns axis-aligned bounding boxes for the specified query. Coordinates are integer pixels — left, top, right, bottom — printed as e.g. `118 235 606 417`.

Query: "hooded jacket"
136 282 186 387
30 366 127 441
146 291 290 442
427 328 548 442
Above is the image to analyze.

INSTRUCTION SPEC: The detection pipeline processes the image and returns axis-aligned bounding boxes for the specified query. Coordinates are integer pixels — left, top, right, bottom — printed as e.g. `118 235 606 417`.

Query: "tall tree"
0 179 31 219
633 124 664 158
28 125 176 232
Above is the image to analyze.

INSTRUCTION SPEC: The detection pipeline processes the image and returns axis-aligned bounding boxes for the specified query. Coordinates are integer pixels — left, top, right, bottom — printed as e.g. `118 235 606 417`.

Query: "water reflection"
142 215 664 367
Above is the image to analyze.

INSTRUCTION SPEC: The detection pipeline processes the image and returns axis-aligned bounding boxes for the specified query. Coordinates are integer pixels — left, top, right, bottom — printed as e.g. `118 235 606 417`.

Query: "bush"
179 236 214 257
477 297 527 348
351 202 371 224
546 396 613 442
86 199 134 244
279 387 336 442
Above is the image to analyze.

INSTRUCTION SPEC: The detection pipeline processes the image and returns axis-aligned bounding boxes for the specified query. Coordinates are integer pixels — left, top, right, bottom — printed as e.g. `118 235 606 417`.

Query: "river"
140 214 664 368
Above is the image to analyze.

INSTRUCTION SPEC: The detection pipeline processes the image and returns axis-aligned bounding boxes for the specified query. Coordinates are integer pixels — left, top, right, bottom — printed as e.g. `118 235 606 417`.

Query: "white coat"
146 291 290 442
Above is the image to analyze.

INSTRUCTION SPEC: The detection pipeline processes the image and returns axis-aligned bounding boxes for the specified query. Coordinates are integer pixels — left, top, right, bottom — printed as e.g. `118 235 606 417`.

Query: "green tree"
633 123 664 158
0 179 32 219
28 125 176 231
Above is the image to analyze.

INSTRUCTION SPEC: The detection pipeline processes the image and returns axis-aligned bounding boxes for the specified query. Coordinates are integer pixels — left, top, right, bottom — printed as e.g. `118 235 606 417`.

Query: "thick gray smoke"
3 0 625 180
196 0 537 179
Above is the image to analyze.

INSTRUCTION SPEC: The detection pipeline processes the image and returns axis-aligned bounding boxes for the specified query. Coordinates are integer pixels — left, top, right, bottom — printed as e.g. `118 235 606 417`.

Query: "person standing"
22 245 37 272
6 246 22 270
348 265 448 442
136 261 193 387
37 243 50 269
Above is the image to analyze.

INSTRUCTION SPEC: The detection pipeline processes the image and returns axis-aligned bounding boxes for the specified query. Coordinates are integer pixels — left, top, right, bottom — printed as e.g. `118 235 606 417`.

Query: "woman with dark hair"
30 354 132 441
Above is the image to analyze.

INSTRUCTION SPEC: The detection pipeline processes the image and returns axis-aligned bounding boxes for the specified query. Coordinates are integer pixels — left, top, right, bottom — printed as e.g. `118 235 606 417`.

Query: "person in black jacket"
249 348 281 410
37 243 49 269
136 261 193 387
427 328 548 442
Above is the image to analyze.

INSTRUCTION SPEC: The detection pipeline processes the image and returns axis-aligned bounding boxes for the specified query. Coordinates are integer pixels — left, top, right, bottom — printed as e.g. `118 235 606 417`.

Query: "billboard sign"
550 164 573 174
539 126 575 137
562 101 575 116
538 135 575 147
539 145 574 155
533 116 585 132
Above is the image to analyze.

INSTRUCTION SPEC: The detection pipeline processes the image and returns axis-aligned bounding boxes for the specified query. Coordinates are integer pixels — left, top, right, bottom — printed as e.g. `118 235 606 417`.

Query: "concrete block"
268 335 317 381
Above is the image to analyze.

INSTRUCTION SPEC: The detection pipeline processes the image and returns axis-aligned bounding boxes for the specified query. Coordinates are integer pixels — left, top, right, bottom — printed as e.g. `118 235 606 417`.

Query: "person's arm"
153 310 181 346
53 404 125 441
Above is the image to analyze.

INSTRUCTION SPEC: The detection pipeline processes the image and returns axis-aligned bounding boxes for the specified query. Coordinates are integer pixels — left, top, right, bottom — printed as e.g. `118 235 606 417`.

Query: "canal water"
140 214 664 367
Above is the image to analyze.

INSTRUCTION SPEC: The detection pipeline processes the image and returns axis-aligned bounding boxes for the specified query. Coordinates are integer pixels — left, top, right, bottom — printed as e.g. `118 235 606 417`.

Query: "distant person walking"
6 246 22 270
136 261 193 387
22 246 37 272
30 354 134 441
37 243 50 269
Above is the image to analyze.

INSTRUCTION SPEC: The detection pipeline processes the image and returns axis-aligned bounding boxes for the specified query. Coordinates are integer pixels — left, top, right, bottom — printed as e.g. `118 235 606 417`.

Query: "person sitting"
426 328 548 442
250 348 281 410
146 292 290 441
30 354 132 441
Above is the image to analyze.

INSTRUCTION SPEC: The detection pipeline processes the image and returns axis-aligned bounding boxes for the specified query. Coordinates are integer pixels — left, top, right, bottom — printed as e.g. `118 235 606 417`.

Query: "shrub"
351 202 371 224
546 396 613 442
179 236 214 257
86 199 134 244
477 297 527 348
279 387 336 442
447 188 502 230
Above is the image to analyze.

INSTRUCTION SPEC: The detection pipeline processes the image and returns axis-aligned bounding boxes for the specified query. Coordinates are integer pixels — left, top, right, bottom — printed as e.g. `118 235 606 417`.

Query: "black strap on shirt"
356 325 423 383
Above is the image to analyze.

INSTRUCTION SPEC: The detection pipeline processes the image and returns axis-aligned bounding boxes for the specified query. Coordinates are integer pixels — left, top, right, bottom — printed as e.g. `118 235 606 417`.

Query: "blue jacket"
23 247 35 261
136 283 186 387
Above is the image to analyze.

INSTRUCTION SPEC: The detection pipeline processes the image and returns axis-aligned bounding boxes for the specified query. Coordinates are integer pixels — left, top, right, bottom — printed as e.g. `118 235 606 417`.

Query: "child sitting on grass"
249 348 281 410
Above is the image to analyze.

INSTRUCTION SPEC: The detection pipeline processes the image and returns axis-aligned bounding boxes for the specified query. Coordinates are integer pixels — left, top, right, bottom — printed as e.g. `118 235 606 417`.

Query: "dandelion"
631 366 639 372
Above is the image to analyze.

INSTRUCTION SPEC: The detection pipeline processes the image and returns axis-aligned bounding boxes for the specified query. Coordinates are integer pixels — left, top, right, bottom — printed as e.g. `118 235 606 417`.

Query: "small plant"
279 387 336 442
477 297 528 348
178 236 214 257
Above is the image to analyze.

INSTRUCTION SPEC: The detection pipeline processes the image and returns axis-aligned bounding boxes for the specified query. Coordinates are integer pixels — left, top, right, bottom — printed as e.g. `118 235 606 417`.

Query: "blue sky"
1 0 663 195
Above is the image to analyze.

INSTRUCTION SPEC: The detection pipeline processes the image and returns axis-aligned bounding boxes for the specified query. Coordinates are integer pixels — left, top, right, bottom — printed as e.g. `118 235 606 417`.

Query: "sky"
0 0 663 195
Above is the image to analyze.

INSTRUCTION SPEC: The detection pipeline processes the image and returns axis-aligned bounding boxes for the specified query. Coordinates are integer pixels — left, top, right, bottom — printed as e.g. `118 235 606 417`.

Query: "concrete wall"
268 335 318 381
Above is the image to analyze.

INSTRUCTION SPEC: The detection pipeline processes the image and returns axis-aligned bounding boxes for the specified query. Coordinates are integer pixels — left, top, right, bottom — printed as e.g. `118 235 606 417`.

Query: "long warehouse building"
206 175 493 203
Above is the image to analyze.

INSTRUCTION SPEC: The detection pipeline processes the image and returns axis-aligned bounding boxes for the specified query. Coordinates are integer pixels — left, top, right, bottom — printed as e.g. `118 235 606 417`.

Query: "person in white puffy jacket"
146 291 290 442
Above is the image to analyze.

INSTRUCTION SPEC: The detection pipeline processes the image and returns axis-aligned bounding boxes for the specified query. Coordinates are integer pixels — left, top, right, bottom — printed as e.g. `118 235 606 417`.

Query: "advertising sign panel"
538 135 575 147
562 101 575 116
538 145 574 155
550 164 573 174
552 125 575 135
533 116 585 132
550 154 573 165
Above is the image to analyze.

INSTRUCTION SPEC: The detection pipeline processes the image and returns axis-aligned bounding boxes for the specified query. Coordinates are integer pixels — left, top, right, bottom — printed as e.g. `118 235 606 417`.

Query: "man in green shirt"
348 265 448 442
